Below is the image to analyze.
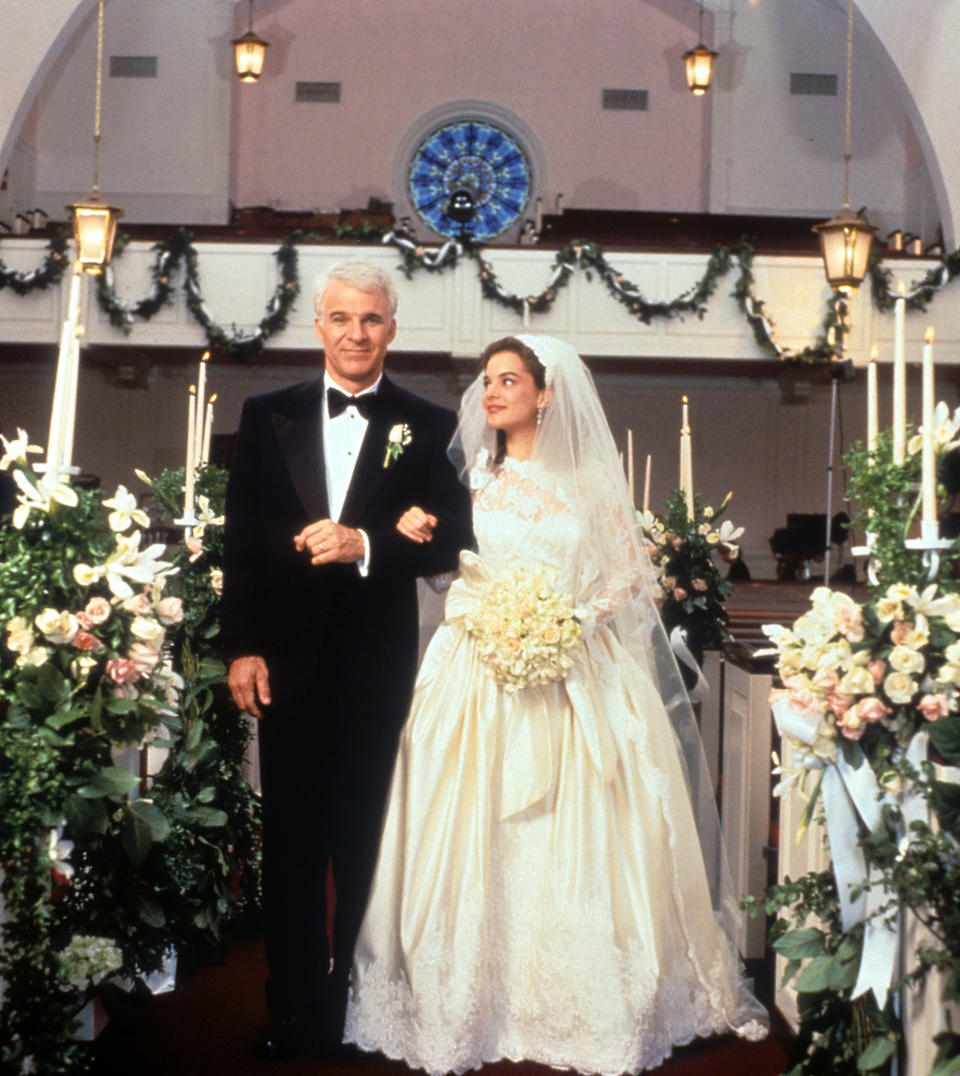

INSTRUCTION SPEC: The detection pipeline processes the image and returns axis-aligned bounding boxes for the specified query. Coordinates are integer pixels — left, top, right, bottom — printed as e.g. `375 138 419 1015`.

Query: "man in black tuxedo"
222 259 473 1060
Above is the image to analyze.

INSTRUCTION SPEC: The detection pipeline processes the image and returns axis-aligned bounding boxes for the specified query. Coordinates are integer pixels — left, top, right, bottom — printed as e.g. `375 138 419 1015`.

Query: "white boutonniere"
383 423 412 468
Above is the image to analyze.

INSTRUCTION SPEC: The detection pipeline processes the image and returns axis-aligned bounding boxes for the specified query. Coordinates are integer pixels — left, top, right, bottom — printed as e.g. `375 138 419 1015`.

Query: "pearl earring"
536 407 544 427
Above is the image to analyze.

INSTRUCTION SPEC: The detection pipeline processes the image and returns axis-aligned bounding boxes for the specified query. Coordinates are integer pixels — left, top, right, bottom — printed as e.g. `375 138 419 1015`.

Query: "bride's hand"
396 506 438 543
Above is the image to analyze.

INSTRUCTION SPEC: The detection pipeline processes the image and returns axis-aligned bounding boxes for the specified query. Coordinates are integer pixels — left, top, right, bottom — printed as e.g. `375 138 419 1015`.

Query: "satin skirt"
345 615 766 1075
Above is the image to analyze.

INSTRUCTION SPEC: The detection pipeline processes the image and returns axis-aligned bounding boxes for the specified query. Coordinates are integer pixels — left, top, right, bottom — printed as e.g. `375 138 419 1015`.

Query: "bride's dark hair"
478 336 547 464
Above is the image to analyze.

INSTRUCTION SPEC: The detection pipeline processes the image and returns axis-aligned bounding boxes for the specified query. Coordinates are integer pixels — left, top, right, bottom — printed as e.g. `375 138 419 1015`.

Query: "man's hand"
294 519 366 565
396 506 437 544
228 655 271 719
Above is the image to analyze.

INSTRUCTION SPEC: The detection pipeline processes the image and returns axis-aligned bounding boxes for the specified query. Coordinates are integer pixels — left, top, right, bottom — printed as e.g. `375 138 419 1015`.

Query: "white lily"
11 468 79 529
102 485 151 533
716 519 745 547
0 428 43 470
47 825 75 881
101 531 176 598
193 494 224 538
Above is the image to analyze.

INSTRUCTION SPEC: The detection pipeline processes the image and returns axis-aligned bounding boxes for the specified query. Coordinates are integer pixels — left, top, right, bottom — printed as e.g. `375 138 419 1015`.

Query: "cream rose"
83 596 113 626
153 597 184 626
883 671 917 705
888 645 926 675
837 665 875 696
130 616 165 650
34 608 79 645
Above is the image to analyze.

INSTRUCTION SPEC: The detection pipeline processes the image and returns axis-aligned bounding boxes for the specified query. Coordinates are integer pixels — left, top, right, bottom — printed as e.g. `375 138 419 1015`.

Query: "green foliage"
0 456 259 1073
640 489 738 663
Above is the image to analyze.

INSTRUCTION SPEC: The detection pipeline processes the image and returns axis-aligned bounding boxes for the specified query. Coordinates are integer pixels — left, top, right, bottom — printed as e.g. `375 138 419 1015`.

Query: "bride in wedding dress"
345 334 768 1075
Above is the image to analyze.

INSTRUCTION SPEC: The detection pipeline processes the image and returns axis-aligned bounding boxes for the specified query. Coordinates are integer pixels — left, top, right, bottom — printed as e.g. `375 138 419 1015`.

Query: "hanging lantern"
813 208 877 293
683 43 717 95
68 189 122 274
233 1 269 82
683 2 717 95
68 0 122 274
813 0 876 292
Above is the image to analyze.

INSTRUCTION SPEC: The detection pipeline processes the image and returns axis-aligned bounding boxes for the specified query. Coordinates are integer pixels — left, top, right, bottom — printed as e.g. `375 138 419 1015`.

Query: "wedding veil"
452 334 766 1029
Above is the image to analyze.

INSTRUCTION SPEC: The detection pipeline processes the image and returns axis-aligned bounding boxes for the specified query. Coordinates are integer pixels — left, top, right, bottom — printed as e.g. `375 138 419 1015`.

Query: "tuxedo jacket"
221 374 473 725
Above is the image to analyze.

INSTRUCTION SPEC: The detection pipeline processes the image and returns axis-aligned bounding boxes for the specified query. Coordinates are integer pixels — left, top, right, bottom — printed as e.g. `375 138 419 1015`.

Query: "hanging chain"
842 0 854 208
92 0 105 189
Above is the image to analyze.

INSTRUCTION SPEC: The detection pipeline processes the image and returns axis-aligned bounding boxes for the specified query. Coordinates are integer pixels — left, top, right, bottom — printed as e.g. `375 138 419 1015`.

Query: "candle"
185 384 197 518
867 347 878 454
47 268 83 475
627 427 635 505
194 352 210 468
680 395 694 519
202 393 217 465
62 326 83 469
535 197 543 233
921 327 936 524
893 281 906 465
643 454 651 513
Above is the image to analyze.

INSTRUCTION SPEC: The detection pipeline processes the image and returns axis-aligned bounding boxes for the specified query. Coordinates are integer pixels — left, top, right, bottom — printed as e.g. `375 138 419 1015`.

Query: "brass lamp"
683 3 717 96
233 0 269 82
813 0 876 292
71 191 122 274
67 0 121 274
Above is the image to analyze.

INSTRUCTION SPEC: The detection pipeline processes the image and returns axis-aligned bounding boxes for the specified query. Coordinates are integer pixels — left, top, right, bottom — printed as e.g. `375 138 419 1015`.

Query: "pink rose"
836 604 864 642
72 631 104 652
123 592 152 617
839 712 866 740
854 696 891 724
917 694 951 722
827 693 854 719
105 657 139 684
113 685 139 700
128 642 160 676
84 596 112 626
671 537 683 550
692 578 708 592
186 535 204 563
868 659 887 685
673 587 688 601
788 686 827 718
75 612 93 630
890 620 914 646
812 668 840 693
154 597 184 626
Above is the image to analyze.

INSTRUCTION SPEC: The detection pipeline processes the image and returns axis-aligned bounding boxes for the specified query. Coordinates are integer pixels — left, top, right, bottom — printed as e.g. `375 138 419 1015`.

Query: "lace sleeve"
582 499 658 627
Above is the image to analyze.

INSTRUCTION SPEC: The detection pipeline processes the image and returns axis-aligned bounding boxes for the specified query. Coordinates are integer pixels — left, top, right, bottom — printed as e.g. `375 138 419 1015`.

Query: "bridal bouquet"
466 564 585 693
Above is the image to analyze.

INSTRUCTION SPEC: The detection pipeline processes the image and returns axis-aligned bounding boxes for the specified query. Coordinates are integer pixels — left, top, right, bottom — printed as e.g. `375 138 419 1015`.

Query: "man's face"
315 279 397 393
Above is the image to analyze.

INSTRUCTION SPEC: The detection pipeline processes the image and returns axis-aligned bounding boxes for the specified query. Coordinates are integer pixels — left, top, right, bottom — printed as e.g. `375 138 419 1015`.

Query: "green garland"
3 224 959 364
0 228 70 295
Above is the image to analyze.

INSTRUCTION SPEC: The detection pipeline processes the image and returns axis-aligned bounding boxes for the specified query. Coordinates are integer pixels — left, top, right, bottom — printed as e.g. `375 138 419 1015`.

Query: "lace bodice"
470 456 649 626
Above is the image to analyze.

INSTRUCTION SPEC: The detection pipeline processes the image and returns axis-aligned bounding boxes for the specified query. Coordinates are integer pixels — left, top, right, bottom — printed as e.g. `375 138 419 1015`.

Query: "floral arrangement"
745 418 960 1076
638 489 744 670
465 563 584 693
766 582 960 768
0 430 258 1075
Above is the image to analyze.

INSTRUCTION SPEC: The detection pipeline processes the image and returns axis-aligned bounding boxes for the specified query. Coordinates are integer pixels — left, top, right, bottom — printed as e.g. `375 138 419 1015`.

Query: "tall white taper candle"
893 281 906 465
867 346 878 454
185 384 197 518
921 327 936 524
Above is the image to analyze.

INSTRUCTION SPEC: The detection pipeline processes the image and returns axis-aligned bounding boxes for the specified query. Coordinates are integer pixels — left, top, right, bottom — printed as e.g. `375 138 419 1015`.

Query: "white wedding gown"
345 458 766 1075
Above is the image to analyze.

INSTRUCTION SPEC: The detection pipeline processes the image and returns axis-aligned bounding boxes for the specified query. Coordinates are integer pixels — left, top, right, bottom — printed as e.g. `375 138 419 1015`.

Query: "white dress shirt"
322 373 381 571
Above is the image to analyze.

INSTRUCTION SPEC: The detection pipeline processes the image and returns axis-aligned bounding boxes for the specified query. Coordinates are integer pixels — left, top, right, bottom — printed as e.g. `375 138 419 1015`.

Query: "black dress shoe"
254 1017 305 1061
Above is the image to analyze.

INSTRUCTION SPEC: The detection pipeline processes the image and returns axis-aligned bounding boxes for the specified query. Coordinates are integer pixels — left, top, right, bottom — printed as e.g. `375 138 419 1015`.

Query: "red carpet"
91 933 789 1075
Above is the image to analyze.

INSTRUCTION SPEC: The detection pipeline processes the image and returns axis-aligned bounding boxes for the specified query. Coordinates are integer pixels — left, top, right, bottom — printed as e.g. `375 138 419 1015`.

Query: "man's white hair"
314 259 398 320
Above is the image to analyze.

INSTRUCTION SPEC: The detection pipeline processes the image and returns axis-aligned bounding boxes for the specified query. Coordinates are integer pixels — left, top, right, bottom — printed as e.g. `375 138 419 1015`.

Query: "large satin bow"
445 550 619 820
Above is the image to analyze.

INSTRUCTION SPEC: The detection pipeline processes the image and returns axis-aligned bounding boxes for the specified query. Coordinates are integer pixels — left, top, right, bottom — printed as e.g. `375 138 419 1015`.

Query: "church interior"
2 1 959 1073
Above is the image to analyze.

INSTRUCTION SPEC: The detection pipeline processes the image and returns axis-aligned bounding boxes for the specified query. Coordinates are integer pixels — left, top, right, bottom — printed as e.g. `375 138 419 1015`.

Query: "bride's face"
482 351 546 436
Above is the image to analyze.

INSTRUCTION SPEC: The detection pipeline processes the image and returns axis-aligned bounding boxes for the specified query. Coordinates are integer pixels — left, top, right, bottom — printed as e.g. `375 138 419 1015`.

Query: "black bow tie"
327 387 378 420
